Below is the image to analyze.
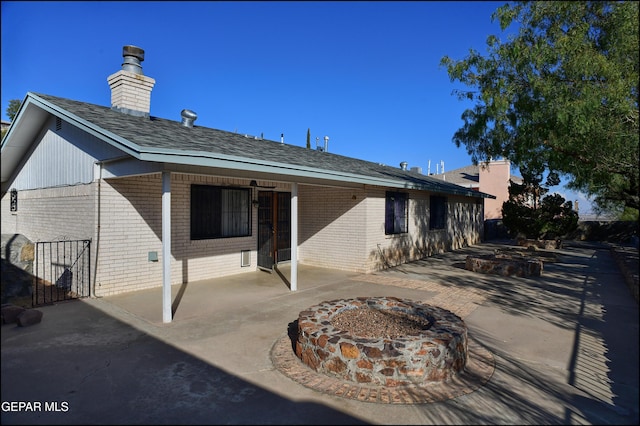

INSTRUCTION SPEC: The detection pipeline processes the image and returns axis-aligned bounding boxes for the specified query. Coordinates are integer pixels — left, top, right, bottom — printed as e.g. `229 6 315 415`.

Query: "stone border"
271 334 494 404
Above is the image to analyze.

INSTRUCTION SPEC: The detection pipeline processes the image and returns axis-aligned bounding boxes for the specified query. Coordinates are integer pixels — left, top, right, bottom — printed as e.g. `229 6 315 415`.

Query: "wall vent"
241 250 251 267
56 117 62 131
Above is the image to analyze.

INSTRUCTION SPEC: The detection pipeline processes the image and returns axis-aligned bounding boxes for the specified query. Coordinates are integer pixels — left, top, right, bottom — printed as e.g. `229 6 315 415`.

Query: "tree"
306 128 311 149
441 1 639 215
2 99 21 140
502 167 579 239
6 99 21 121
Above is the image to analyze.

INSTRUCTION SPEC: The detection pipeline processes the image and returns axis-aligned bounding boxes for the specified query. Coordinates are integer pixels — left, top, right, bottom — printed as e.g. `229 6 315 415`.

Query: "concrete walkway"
2 241 638 425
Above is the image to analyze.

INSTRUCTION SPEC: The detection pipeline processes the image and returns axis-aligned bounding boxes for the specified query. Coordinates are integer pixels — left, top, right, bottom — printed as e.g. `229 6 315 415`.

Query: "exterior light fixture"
10 189 17 212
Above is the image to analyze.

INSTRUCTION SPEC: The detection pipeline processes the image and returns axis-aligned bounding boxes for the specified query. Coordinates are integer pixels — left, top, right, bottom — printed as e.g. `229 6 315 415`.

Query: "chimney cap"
123 45 144 61
121 45 145 74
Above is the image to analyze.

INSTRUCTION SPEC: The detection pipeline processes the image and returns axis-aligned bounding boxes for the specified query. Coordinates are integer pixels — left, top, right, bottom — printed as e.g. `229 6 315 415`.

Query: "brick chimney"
107 45 156 117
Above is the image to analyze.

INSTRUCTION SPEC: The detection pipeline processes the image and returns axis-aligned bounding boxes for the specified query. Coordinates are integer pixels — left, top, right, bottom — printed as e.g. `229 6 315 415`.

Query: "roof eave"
2 93 492 199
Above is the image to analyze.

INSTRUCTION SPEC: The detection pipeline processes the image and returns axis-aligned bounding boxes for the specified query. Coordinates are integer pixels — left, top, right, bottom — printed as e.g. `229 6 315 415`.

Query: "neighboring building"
431 159 522 220
1 46 494 322
1 120 11 140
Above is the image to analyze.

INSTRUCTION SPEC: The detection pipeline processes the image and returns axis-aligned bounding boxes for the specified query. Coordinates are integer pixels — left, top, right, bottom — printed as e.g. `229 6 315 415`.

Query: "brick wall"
298 186 368 271
94 174 262 296
170 174 259 282
298 186 484 273
2 174 485 296
368 191 483 271
0 184 95 242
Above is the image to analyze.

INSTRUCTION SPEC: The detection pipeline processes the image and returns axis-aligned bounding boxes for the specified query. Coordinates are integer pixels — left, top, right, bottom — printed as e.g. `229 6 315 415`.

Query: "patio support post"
162 171 172 323
291 182 298 291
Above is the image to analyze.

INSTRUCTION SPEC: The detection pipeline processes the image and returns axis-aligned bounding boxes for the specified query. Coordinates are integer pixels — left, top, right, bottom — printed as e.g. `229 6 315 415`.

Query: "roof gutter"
135 150 492 198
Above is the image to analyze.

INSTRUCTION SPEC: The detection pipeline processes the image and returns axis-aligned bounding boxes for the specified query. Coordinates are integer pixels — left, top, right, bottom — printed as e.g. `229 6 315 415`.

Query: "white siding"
9 116 123 191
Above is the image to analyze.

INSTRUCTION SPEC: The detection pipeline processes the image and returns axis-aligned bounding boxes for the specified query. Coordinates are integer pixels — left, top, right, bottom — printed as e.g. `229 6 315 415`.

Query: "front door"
257 191 291 270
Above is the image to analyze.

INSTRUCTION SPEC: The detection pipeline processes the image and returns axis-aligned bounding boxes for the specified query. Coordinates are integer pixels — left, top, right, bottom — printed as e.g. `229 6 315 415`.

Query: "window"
385 191 408 234
191 185 251 239
430 195 447 229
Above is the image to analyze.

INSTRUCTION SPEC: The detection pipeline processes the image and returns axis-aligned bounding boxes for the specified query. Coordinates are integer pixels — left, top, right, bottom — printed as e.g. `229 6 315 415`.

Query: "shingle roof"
431 163 522 186
21 93 495 199
430 164 481 186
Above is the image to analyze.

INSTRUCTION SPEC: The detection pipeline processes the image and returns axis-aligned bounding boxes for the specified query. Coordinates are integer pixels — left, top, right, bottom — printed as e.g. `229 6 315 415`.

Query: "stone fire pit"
295 297 468 387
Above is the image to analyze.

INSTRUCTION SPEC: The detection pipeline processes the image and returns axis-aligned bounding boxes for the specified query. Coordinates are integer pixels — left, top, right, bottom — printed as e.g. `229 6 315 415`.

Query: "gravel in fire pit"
330 307 432 339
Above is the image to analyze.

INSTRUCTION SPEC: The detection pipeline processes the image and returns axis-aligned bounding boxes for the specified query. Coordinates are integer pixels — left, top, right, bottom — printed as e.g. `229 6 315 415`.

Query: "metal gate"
33 239 91 306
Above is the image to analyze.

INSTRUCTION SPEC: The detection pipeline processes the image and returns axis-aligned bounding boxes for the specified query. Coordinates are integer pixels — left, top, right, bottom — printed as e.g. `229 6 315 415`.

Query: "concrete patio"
2 240 638 425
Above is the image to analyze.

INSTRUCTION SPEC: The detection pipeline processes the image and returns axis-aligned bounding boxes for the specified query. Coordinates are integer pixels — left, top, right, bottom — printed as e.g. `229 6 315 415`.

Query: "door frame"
257 191 291 270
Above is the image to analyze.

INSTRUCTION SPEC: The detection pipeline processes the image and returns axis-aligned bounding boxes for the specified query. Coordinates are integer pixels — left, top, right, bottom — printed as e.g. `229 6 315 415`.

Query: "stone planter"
465 254 543 277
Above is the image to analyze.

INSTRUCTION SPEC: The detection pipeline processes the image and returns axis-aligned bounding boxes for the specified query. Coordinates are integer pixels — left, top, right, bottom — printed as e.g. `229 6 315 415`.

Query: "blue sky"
1 1 596 215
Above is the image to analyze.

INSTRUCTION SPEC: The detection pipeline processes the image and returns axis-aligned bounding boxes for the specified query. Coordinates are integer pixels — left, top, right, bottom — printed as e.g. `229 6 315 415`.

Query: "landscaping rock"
516 238 562 250
1 234 35 304
16 309 43 327
1 304 26 324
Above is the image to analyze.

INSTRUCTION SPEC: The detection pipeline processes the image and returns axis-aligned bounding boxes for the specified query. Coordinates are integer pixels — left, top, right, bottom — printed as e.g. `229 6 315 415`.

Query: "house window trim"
190 184 252 240
385 191 409 235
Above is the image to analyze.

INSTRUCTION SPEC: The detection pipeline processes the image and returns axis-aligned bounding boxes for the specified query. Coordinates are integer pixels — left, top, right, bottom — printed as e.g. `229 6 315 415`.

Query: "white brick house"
1 46 494 322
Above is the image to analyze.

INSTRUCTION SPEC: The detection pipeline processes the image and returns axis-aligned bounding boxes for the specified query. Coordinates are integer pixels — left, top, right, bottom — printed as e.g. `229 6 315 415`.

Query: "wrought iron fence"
33 240 91 306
